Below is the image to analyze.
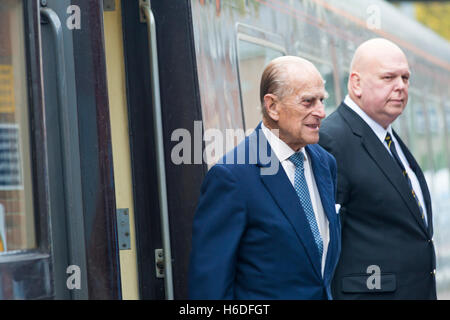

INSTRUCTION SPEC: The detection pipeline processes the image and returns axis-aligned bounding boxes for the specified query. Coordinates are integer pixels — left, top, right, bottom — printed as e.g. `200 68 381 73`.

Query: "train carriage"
0 0 449 299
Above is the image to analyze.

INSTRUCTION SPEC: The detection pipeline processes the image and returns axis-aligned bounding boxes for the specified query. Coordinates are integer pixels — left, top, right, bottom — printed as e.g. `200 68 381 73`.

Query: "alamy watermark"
66 265 81 290
366 5 381 30
366 264 381 290
170 121 280 175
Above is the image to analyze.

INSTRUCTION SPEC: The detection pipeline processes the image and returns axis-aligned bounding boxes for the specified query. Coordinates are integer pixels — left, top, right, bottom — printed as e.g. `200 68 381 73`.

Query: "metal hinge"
103 0 116 11
155 249 165 278
116 208 131 250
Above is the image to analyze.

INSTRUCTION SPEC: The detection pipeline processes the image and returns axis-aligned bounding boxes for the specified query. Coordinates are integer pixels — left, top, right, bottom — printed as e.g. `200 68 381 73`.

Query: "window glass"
237 39 284 131
428 99 450 297
408 92 432 173
0 0 36 252
313 62 336 117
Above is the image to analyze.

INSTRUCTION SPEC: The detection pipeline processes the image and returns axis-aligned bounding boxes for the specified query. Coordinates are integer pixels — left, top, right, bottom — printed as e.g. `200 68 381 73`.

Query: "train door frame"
121 0 205 299
69 0 121 299
0 0 122 299
0 0 53 300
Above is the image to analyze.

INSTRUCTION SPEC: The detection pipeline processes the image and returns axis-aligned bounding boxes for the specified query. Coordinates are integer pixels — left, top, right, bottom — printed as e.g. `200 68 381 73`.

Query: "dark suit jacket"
319 102 437 299
189 123 341 299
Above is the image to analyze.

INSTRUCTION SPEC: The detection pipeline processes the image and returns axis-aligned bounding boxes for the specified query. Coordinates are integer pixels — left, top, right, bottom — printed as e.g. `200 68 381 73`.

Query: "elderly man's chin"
304 131 320 145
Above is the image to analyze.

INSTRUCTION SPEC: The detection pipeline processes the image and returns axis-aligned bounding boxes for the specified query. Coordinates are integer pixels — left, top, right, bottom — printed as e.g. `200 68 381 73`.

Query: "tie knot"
385 132 392 142
385 132 393 149
289 152 305 169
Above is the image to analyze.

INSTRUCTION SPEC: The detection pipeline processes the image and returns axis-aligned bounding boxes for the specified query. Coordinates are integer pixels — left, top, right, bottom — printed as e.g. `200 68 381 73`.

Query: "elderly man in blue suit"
189 56 341 299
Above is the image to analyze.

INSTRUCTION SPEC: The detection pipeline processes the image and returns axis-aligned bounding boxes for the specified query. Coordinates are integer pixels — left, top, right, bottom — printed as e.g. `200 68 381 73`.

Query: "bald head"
350 38 408 76
347 38 411 129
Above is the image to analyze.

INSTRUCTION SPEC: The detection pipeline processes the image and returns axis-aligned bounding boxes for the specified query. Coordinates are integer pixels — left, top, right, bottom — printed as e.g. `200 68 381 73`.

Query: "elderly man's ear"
349 72 362 98
264 94 280 121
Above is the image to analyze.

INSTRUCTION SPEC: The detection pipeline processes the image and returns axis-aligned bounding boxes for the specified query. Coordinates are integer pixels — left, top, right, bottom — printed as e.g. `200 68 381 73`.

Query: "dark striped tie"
385 132 427 225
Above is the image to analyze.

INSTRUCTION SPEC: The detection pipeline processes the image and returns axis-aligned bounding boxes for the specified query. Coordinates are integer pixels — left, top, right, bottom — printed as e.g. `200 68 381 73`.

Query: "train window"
408 90 433 173
0 0 36 252
294 52 338 117
236 26 286 131
445 103 450 132
339 72 349 105
313 61 337 117
429 99 446 170
392 105 410 145
236 38 284 131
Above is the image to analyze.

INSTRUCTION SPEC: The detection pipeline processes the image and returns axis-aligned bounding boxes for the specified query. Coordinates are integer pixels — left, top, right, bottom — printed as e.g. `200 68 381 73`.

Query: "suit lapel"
306 145 339 281
253 125 322 278
339 104 430 236
394 132 433 236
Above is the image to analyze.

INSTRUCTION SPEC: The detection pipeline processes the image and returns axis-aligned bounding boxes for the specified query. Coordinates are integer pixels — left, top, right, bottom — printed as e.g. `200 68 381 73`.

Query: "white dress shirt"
344 95 428 225
261 122 329 276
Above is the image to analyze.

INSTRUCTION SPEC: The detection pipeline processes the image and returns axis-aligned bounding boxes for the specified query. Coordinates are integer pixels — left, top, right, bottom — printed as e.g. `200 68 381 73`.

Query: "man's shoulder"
319 104 358 158
321 106 347 134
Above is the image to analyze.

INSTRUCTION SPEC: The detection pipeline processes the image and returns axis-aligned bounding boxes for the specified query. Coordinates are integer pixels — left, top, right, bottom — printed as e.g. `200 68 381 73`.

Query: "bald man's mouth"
388 98 405 104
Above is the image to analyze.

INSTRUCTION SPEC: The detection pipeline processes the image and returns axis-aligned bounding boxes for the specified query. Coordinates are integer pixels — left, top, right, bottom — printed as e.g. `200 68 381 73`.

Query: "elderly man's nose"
314 101 326 118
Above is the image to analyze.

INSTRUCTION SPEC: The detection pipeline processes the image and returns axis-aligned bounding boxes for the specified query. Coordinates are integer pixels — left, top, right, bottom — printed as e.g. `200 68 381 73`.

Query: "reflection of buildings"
0 1 35 252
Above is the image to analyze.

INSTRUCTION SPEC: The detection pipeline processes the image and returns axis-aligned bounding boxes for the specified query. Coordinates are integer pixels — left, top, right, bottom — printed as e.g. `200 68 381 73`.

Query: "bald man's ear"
349 72 362 98
263 94 280 121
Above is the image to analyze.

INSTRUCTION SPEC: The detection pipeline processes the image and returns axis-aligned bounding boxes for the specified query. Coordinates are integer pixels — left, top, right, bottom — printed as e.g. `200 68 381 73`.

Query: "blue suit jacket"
189 123 341 299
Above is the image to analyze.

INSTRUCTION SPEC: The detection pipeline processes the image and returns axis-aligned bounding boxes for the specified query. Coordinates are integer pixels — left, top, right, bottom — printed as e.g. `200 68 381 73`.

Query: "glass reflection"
0 0 35 252
237 40 284 131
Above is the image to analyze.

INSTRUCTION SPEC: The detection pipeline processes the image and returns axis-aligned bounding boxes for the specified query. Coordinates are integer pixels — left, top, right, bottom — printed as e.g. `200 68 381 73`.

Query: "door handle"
140 0 174 300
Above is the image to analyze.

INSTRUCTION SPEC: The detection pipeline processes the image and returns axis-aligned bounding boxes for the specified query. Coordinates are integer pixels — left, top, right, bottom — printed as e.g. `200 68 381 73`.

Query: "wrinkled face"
359 51 410 128
272 71 327 151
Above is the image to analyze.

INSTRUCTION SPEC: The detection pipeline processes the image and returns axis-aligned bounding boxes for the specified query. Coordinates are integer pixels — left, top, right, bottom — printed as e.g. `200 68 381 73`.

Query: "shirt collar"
344 95 393 143
261 122 307 163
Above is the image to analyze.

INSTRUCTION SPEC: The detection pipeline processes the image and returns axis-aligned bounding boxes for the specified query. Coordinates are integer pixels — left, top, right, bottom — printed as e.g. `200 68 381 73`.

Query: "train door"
120 0 205 299
0 0 121 299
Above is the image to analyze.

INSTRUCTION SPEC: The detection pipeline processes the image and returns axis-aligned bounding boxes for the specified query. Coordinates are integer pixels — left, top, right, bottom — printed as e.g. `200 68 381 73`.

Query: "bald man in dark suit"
319 38 436 299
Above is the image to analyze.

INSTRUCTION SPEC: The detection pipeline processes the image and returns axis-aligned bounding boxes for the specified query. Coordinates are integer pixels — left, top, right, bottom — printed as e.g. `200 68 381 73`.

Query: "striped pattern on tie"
385 132 427 225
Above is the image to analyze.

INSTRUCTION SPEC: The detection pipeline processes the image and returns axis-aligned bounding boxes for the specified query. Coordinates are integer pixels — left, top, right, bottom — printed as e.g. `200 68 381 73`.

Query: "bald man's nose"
394 76 408 91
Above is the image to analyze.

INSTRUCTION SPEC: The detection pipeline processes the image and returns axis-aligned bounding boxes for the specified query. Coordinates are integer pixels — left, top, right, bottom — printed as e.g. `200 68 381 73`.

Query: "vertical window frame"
0 0 53 300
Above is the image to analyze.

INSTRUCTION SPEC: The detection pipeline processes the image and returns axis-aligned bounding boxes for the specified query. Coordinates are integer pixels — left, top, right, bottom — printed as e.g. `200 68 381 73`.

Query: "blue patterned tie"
289 152 323 257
